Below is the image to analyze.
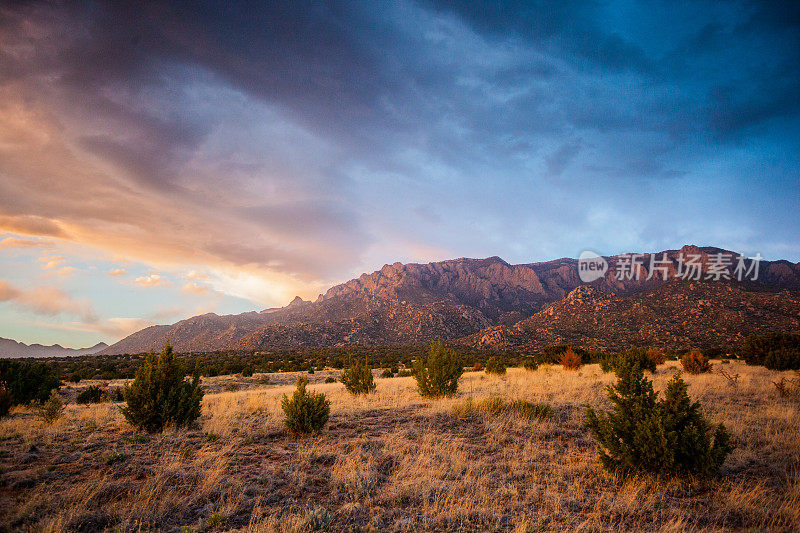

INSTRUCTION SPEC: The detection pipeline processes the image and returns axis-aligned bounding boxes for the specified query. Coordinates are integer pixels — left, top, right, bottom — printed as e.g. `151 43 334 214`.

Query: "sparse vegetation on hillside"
413 339 464 398
281 376 330 434
473 280 800 354
340 357 376 395
122 343 203 433
585 357 733 477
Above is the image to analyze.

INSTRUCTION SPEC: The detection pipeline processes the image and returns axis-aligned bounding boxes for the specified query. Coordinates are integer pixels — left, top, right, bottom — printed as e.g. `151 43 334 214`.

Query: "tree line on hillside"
5 337 785 383
0 332 797 420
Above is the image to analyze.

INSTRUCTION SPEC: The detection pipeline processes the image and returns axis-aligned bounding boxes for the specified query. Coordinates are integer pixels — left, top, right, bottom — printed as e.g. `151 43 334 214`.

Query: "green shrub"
481 397 507 414
522 357 538 371
763 347 800 371
485 357 507 375
451 397 478 417
207 512 226 528
125 433 150 444
741 332 800 370
601 348 657 374
324 376 336 384
585 357 733 477
122 343 203 433
397 369 412 377
451 397 505 418
507 399 553 420
381 368 394 378
0 360 61 406
37 389 65 424
413 339 464 398
452 397 552 421
301 506 332 530
102 449 127 466
599 353 617 373
240 364 254 377
76 385 106 404
281 377 330 434
702 346 726 359
681 350 712 374
340 357 376 395
773 374 800 402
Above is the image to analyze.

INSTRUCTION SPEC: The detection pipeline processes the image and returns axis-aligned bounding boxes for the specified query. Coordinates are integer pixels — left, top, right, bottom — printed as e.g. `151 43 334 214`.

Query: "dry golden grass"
1 361 798 531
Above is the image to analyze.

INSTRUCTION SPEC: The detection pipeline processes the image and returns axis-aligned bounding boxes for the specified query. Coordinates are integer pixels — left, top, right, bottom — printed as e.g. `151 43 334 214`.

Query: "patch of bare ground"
0 361 798 531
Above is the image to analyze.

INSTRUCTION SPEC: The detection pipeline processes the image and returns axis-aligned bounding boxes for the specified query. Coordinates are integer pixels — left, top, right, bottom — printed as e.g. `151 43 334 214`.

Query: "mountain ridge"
97 245 800 355
0 338 108 358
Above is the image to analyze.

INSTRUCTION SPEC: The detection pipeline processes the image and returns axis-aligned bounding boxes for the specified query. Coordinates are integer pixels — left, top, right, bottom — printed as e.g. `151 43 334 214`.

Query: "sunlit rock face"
101 248 800 354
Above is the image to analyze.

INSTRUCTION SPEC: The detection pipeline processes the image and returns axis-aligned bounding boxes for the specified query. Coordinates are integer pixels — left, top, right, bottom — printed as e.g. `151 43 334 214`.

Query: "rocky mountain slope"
0 338 108 358
463 281 800 351
100 245 800 354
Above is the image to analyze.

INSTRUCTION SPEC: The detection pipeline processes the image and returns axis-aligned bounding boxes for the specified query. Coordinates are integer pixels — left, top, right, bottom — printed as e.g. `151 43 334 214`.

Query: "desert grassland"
0 361 798 532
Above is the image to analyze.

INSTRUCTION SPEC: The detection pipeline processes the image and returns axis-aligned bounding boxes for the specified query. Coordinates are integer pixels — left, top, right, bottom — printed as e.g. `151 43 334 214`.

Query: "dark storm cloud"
0 0 798 295
5 1 799 148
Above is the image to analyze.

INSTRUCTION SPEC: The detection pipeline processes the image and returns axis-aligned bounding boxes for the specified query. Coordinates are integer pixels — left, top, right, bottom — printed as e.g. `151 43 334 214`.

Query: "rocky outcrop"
463 280 800 351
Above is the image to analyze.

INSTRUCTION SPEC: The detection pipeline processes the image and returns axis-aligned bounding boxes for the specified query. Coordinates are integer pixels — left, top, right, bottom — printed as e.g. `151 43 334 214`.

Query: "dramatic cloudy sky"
0 1 798 347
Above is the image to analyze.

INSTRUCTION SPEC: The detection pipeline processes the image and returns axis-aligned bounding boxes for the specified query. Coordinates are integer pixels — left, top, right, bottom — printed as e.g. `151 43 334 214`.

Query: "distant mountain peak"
287 296 310 308
0 338 109 358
